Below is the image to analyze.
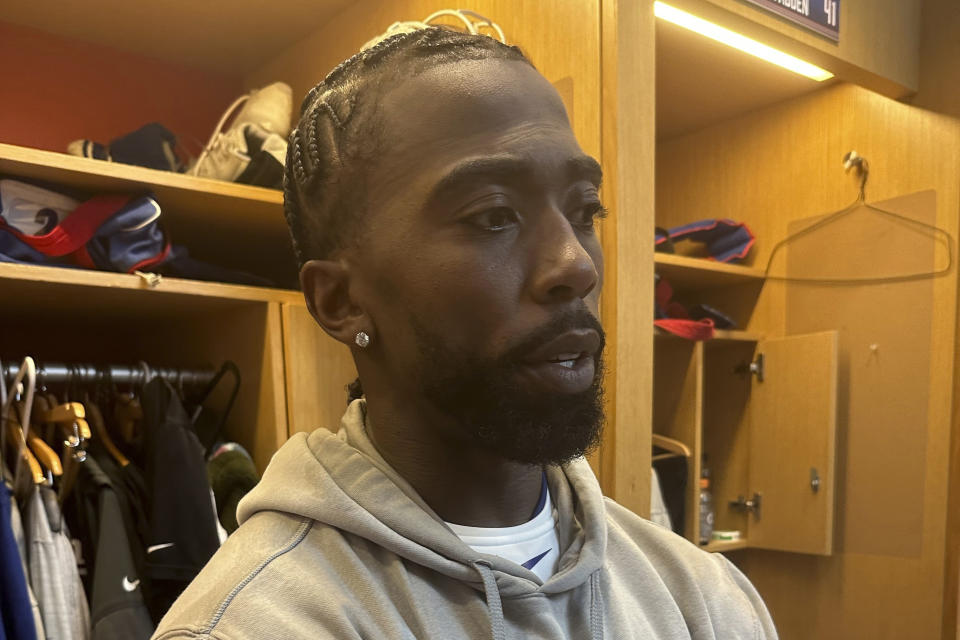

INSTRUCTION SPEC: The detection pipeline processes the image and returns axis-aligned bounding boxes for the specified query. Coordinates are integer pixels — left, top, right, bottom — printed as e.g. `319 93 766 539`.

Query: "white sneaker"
189 82 293 182
191 126 250 182
191 123 287 185
231 82 293 137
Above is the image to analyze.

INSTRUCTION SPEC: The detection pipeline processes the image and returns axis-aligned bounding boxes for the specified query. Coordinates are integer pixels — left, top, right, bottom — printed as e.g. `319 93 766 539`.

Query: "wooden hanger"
19 398 62 477
48 394 87 505
36 391 89 504
114 393 143 446
652 433 692 460
35 401 85 424
84 394 129 467
36 398 91 440
26 435 62 477
3 416 45 484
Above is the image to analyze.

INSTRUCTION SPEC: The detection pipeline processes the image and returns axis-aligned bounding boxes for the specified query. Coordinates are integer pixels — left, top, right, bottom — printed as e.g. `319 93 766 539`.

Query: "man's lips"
514 329 602 395
520 329 602 365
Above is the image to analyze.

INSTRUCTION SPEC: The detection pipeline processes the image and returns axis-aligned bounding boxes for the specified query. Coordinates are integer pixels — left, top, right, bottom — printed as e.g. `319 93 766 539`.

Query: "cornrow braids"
283 27 531 267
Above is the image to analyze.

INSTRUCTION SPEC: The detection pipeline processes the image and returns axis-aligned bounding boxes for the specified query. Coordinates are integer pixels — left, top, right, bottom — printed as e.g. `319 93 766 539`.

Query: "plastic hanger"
652 433 692 460
765 151 954 284
1 357 45 486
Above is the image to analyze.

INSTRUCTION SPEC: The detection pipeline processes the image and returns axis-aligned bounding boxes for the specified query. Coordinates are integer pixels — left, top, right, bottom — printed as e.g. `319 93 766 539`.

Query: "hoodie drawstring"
473 563 603 640
589 571 604 640
474 561 506 640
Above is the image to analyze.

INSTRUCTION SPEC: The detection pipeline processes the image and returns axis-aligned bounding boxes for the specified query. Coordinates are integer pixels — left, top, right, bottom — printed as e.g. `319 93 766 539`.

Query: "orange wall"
0 21 243 156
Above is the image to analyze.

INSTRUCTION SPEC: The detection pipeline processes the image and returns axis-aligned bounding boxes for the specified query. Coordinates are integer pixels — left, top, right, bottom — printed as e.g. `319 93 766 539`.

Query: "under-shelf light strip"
653 2 834 82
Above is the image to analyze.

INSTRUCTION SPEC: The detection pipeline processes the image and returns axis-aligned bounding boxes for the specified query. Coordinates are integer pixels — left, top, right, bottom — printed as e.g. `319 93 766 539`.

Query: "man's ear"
299 259 368 346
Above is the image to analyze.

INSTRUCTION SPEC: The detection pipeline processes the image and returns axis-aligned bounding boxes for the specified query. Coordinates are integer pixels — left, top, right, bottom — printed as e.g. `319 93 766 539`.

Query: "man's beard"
412 308 606 466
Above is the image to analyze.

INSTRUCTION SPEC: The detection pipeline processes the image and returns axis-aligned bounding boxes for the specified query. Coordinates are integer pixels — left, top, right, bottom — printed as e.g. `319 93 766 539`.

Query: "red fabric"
655 219 756 263
72 245 96 269
666 302 689 319
0 194 132 256
656 277 689 318
655 278 673 308
654 318 716 341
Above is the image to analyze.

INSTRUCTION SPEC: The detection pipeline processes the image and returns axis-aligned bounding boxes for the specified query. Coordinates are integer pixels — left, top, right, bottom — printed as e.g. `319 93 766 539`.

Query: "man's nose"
528 214 599 304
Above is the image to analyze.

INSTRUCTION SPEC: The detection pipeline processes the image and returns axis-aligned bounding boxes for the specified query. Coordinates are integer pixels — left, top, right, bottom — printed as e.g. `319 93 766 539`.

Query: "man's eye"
467 207 520 231
570 202 609 229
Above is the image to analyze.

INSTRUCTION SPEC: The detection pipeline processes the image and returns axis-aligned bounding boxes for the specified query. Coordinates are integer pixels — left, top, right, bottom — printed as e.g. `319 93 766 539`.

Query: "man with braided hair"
154 27 776 640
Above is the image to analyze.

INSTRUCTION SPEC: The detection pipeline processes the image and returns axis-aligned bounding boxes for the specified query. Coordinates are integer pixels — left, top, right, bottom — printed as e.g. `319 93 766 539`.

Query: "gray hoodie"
153 400 777 640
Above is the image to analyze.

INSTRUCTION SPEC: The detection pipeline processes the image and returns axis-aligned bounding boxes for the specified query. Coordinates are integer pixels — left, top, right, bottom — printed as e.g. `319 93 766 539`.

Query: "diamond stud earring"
355 331 371 348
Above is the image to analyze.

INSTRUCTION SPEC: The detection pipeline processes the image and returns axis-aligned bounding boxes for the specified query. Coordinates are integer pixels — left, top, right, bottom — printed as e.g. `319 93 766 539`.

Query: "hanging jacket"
153 400 776 640
64 456 154 640
24 486 90 640
140 379 221 623
5 486 44 640
0 483 37 640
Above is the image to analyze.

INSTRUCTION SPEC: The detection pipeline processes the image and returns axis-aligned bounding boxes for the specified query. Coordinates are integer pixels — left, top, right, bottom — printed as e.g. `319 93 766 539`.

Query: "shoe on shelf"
66 139 111 161
67 123 183 172
231 82 293 137
189 82 293 185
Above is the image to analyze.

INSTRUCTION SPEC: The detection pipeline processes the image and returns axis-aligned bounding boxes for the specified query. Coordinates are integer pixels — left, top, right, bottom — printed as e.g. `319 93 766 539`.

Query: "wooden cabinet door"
748 331 838 555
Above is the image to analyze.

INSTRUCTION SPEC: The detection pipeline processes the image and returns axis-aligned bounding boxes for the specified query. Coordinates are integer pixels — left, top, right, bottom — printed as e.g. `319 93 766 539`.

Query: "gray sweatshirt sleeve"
717 555 779 639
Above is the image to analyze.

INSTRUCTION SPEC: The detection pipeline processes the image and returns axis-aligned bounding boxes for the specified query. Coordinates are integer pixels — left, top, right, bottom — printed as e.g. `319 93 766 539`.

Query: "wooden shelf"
0 262 303 321
0 143 283 232
655 253 766 288
703 539 748 553
711 330 762 343
654 328 761 343
0 143 298 286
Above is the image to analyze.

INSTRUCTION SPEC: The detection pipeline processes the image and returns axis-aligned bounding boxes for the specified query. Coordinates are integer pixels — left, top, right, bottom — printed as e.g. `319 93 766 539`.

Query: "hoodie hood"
237 399 608 600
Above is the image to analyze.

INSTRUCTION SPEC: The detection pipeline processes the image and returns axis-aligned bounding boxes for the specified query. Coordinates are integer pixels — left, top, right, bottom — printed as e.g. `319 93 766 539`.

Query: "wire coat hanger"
191 361 241 455
764 151 954 284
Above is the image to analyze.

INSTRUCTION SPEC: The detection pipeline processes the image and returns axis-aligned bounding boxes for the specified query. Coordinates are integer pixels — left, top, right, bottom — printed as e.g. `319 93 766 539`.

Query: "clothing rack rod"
1 362 217 388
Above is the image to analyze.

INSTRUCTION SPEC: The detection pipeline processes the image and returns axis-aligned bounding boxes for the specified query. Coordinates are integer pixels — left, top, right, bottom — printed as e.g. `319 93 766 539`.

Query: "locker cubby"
0 268 288 472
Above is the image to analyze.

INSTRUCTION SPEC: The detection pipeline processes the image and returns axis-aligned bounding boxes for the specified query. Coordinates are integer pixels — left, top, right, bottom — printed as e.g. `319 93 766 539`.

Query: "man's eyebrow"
429 154 604 200
568 155 603 188
429 155 533 200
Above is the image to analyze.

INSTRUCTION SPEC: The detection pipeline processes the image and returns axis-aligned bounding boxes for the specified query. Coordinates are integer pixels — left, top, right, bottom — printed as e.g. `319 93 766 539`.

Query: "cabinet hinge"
729 493 762 518
734 352 764 382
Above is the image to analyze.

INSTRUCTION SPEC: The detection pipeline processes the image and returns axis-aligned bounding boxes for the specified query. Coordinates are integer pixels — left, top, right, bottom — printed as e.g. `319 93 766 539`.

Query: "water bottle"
699 468 714 545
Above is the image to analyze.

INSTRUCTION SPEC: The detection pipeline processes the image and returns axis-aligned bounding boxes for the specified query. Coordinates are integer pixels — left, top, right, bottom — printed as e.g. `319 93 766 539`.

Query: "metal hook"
843 151 869 201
